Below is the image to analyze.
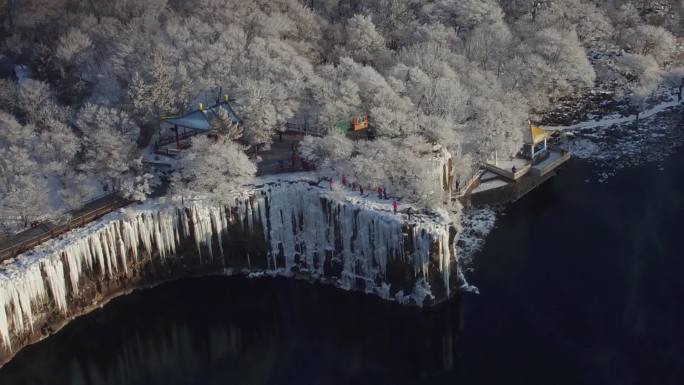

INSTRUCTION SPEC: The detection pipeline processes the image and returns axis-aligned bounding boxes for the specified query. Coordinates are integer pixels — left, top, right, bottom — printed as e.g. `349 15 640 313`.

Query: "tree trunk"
7 0 16 31
88 0 101 23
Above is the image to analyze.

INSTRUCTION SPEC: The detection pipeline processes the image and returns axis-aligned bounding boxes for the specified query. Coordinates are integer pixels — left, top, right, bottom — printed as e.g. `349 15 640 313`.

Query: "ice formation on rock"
0 181 457 354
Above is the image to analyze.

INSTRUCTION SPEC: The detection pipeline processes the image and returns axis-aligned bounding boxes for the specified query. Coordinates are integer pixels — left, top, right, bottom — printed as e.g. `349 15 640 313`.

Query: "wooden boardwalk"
0 131 305 263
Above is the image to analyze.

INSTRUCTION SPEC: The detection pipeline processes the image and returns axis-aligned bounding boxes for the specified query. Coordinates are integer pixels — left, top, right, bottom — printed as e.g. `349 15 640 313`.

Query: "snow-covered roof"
162 101 241 131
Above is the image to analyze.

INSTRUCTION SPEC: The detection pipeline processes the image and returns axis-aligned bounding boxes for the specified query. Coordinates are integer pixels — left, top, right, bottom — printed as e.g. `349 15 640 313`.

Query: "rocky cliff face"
0 180 459 366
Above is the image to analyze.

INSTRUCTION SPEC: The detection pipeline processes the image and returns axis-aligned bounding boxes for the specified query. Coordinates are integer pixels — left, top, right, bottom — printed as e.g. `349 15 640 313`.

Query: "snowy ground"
546 98 682 132
254 172 453 224
456 207 497 270
556 99 684 183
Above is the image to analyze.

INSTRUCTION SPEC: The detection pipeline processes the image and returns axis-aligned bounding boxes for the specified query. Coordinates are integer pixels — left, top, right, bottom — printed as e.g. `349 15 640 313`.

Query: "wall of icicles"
0 181 457 356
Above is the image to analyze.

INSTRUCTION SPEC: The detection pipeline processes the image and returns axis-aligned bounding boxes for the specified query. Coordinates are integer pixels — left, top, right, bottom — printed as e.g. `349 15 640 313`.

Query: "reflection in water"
0 276 464 385
2 141 684 385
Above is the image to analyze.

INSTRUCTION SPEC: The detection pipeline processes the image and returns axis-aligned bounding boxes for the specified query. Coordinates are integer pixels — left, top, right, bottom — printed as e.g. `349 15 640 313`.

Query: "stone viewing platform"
459 122 572 206
460 147 571 207
0 178 462 367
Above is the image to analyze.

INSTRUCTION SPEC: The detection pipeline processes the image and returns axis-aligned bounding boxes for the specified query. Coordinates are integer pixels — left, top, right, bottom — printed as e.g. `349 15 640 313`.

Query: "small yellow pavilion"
525 120 552 160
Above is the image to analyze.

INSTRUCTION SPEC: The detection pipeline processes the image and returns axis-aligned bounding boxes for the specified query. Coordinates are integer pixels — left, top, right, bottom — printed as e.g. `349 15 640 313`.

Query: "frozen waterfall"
0 180 457 355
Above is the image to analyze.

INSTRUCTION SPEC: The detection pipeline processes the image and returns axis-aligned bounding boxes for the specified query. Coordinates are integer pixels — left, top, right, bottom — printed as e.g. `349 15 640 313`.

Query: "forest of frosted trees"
0 0 682 230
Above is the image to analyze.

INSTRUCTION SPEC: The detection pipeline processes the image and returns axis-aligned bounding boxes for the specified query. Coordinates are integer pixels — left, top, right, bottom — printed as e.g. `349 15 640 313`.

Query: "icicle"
42 258 68 313
101 230 113 277
0 260 48 349
0 179 457 352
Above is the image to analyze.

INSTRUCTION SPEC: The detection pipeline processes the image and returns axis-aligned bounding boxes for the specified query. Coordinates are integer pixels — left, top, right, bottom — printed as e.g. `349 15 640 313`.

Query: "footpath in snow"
549 96 683 183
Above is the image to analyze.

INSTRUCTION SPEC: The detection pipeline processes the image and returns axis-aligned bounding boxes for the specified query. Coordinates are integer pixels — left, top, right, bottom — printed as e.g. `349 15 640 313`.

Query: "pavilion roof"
524 121 551 145
162 101 241 131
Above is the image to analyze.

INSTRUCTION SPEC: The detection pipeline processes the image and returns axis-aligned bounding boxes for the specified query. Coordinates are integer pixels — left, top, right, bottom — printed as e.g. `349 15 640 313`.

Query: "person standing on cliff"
329 178 334 190
377 187 383 198
359 185 364 195
392 200 398 214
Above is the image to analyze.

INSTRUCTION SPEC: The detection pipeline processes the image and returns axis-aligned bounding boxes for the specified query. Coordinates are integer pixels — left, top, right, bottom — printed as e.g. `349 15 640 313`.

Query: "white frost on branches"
173 136 256 204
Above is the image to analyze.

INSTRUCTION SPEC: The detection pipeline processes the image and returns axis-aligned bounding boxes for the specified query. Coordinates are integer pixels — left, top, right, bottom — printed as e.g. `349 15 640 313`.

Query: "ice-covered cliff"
0 180 459 365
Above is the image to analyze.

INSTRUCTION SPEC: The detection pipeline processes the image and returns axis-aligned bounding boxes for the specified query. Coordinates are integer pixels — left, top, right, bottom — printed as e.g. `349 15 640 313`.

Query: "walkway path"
0 195 129 262
1 132 315 262
256 133 307 175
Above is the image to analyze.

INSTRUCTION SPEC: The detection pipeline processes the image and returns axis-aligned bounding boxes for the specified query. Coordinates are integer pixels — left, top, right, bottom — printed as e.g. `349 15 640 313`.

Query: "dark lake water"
1 147 683 385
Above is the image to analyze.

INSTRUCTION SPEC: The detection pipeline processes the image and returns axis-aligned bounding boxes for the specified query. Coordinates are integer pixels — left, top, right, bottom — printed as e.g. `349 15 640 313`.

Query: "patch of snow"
546 99 682 132
13 65 31 82
456 207 497 268
553 99 683 182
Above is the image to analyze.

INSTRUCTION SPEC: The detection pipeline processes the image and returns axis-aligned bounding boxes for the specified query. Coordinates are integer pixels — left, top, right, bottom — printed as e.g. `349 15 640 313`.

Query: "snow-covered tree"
211 108 244 141
76 104 143 193
341 14 386 64
617 53 662 88
462 21 512 72
237 81 278 150
345 137 447 207
16 79 63 124
174 135 256 203
620 25 676 64
2 0 682 215
35 118 80 175
423 0 504 31
663 67 684 101
55 27 93 66
298 132 354 168
0 142 50 228
127 55 179 124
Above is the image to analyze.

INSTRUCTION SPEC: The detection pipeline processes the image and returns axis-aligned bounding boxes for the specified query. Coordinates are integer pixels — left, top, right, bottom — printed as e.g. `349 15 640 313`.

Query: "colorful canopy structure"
524 120 551 145
524 120 552 160
530 124 551 144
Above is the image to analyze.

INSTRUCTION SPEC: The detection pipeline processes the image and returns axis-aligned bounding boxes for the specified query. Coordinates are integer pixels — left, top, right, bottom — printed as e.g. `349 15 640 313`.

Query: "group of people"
327 175 411 218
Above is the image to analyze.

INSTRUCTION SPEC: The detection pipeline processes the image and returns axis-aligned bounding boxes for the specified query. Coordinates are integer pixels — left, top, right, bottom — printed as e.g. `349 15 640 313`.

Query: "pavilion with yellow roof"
525 120 552 160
